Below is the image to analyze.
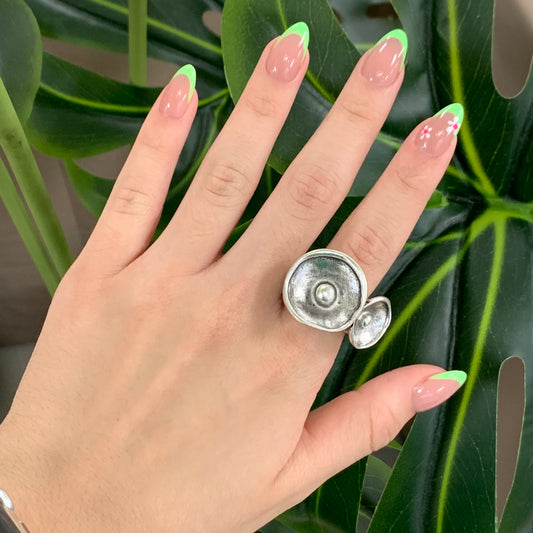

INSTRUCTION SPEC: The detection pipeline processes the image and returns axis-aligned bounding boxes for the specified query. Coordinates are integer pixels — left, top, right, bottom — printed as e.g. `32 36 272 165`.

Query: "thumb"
274 365 466 503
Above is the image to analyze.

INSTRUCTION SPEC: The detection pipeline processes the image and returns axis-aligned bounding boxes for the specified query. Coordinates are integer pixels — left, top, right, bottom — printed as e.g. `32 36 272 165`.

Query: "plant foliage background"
0 0 532 531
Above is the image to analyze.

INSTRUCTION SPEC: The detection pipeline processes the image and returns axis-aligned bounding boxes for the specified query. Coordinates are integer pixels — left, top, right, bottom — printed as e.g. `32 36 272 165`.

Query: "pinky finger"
271 365 466 508
79 65 198 277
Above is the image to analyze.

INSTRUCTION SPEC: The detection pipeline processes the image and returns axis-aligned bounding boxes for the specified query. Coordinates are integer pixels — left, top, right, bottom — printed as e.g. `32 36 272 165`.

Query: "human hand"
0 25 466 533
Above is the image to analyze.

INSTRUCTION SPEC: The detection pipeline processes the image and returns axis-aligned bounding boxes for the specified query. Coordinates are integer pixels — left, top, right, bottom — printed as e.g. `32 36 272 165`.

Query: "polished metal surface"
283 249 392 348
283 249 367 332
349 296 392 349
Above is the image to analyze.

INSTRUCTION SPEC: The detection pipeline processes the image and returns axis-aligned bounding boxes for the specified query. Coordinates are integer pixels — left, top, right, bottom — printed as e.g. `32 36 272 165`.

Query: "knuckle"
392 165 430 197
338 98 380 125
203 161 252 208
136 130 168 156
287 163 341 219
366 398 398 452
346 222 393 269
124 272 179 319
111 185 153 217
241 92 278 119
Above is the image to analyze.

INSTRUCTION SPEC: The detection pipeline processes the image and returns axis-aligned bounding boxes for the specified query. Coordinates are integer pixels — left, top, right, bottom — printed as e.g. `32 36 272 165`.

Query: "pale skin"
0 34 457 532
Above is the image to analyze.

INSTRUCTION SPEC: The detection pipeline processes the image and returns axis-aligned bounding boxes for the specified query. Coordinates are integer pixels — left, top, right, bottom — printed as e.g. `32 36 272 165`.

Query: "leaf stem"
89 0 221 55
0 158 59 294
0 76 73 277
128 0 148 86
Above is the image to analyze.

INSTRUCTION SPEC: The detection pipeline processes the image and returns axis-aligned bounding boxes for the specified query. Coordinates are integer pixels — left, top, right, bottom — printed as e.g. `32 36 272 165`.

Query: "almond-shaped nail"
415 103 464 157
266 22 309 82
412 370 467 412
159 64 196 119
361 29 408 87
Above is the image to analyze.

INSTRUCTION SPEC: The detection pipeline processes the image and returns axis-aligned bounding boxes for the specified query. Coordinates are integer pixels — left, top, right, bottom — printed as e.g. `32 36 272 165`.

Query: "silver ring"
282 249 392 349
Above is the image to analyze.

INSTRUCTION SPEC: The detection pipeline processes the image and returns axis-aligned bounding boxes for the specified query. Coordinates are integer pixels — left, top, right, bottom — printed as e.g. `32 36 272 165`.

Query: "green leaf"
386 440 402 452
18 0 234 268
426 189 449 209
65 93 232 233
26 53 159 157
279 460 366 533
257 520 298 533
0 15 72 280
0 0 42 121
360 455 392 514
14 0 533 527
0 158 59 293
26 52 230 161
222 0 360 175
422 0 533 201
222 0 533 531
64 159 114 216
25 0 226 97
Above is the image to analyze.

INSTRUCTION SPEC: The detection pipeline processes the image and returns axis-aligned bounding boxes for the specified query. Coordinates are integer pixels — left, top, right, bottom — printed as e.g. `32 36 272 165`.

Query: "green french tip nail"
376 28 408 67
280 21 310 55
173 64 196 102
436 103 464 135
429 370 467 386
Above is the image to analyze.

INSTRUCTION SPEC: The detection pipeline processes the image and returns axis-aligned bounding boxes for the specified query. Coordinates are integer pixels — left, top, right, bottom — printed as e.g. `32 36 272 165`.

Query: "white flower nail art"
446 116 460 135
420 125 432 140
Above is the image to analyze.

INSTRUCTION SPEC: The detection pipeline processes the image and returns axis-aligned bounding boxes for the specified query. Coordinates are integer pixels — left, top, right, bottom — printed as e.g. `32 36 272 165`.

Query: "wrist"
0 415 113 533
0 420 47 533
0 416 69 533
0 488 31 532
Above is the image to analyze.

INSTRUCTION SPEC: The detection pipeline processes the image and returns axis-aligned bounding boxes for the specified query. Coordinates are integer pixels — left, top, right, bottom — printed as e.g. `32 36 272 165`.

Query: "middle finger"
223 30 407 282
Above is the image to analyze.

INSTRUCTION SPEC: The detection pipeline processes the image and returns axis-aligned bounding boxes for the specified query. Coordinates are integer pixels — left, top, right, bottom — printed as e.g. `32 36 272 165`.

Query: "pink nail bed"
266 22 309 83
414 106 463 157
159 74 192 119
361 34 406 87
412 370 467 412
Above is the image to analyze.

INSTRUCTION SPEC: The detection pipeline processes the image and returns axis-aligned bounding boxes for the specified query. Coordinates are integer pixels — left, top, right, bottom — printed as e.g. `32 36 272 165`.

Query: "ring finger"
279 103 462 366
327 103 463 293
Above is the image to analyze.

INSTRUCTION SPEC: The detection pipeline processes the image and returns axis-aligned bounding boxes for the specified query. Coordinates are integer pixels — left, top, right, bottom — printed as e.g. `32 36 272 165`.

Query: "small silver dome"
349 297 391 349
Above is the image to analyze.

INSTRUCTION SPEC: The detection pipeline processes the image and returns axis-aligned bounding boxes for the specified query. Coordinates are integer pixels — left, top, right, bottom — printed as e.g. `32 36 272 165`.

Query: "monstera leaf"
21 0 236 234
24 0 225 95
10 0 533 529
222 0 533 532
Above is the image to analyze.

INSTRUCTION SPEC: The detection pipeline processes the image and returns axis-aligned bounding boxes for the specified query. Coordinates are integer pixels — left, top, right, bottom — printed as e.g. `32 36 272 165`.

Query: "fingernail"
414 103 464 157
159 64 196 119
266 22 309 82
361 29 408 87
412 370 467 412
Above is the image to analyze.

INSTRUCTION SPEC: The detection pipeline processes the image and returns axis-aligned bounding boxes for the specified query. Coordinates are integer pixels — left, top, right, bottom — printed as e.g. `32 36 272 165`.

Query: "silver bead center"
314 282 337 308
